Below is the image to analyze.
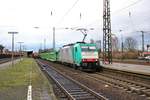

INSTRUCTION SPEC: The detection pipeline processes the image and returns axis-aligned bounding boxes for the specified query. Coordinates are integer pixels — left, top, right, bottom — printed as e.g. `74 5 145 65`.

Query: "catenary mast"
103 0 112 64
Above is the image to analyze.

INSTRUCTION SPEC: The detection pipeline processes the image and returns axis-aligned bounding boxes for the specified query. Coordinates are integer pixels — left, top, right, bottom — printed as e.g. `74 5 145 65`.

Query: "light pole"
141 31 144 52
50 11 55 50
17 42 24 61
44 38 46 50
119 30 124 60
22 45 26 57
52 27 70 50
53 27 55 50
8 32 18 67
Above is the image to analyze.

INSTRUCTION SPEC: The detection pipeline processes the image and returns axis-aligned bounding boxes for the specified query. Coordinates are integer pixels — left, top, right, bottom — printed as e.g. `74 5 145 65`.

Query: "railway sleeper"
138 87 147 90
133 85 143 88
129 87 150 97
67 89 84 92
63 85 80 88
70 91 87 95
142 90 150 96
72 93 92 97
70 91 90 95
130 87 143 95
145 92 150 97
54 90 67 98
73 95 97 100
146 97 150 100
142 89 150 92
53 86 67 98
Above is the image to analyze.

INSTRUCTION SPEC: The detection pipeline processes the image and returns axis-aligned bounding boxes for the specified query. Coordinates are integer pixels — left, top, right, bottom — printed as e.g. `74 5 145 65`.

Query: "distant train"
39 42 101 72
0 53 20 59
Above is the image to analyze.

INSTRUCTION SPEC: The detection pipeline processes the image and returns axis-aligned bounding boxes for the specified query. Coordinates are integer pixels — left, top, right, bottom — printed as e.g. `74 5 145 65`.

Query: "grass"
0 60 29 88
0 58 57 100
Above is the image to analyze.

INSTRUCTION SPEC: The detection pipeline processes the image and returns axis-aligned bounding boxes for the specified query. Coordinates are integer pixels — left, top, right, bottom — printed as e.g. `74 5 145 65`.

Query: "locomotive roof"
62 42 96 48
62 41 86 47
63 43 74 47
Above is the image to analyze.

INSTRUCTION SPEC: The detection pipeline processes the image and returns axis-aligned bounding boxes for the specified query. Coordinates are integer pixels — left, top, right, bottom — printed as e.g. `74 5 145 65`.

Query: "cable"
57 0 145 32
56 0 80 25
83 0 146 30
112 0 145 14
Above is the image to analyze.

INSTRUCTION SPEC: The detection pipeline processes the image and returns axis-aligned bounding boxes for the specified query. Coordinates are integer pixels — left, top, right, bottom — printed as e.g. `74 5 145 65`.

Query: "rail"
37 59 108 100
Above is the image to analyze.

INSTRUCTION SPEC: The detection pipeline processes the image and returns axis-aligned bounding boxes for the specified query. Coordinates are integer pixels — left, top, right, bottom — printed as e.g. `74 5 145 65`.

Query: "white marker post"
27 65 32 100
27 85 32 100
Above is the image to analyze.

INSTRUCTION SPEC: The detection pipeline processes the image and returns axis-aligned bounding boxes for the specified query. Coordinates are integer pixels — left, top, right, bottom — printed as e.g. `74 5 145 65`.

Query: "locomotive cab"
73 43 100 71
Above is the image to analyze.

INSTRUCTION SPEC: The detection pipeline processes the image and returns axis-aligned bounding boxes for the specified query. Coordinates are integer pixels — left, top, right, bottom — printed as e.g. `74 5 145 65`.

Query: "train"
39 50 57 61
39 42 101 72
0 53 20 59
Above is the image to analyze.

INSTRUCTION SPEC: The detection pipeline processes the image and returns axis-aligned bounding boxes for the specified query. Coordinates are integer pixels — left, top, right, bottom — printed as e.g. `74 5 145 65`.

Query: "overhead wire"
84 0 145 28
73 0 144 33
112 0 145 14
56 0 80 26
56 0 146 34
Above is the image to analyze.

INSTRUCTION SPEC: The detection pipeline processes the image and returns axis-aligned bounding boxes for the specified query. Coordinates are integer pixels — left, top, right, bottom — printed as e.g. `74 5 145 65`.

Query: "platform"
0 58 57 99
0 59 20 69
101 62 150 76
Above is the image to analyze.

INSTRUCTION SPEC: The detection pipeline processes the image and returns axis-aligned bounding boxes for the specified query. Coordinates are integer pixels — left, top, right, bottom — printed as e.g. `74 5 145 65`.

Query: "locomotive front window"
81 46 96 52
75 47 77 52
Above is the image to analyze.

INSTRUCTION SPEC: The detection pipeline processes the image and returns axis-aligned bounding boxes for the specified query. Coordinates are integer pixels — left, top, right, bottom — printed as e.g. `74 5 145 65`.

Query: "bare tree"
124 37 137 51
112 36 119 52
0 44 5 53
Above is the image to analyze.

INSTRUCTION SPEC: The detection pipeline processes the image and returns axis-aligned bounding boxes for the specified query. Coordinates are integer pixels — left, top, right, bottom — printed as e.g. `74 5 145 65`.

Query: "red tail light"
82 59 97 62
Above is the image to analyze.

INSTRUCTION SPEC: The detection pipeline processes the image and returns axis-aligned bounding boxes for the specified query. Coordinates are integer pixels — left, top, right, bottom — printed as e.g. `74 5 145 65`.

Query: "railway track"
102 68 150 82
38 59 149 99
0 58 11 64
87 72 150 98
37 59 108 100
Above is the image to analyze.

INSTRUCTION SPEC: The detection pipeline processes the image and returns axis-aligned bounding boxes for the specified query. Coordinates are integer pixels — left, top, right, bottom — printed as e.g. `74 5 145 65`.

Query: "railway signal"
137 31 150 52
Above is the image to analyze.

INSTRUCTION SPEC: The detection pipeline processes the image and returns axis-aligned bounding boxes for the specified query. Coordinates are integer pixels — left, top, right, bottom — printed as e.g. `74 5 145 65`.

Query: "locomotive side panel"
60 46 74 64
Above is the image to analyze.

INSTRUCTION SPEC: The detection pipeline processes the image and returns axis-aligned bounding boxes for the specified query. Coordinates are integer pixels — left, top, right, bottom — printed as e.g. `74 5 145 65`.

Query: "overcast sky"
0 0 150 51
